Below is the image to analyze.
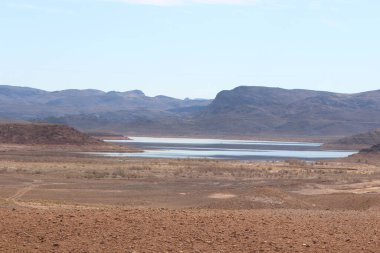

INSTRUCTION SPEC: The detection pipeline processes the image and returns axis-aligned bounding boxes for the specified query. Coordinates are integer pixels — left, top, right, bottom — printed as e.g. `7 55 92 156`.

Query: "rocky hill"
325 129 380 149
0 123 103 145
360 144 380 153
344 142 380 165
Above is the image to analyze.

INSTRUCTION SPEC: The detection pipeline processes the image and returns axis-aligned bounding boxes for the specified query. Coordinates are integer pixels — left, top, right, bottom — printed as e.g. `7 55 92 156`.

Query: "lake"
88 136 357 161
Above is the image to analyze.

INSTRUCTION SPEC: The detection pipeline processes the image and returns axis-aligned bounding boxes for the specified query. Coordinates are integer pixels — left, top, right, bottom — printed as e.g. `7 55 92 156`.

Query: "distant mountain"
194 86 325 135
0 85 211 119
192 86 380 136
1 85 380 137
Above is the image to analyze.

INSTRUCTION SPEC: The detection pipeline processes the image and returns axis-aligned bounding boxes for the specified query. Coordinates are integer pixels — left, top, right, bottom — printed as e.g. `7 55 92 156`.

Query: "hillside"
0 123 103 145
325 128 380 149
360 144 380 153
343 143 380 165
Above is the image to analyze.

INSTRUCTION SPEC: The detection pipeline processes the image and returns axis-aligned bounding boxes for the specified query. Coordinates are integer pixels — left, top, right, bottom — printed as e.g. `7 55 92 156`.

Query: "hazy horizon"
1 0 379 99
1 83 380 100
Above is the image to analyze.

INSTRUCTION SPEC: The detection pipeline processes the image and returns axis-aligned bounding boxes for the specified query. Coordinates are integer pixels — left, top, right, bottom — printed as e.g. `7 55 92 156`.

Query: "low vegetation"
0 154 377 182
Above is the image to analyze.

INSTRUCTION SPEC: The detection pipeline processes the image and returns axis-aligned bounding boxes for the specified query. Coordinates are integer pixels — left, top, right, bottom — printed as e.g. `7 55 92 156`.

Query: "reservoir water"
88 136 357 161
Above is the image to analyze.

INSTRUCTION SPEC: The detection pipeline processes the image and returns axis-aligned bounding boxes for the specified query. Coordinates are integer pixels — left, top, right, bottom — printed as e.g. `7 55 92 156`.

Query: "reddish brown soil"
1 208 379 253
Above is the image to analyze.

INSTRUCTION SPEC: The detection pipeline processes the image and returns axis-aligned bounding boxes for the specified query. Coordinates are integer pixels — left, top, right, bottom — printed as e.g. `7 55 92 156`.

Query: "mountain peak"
124 90 145 97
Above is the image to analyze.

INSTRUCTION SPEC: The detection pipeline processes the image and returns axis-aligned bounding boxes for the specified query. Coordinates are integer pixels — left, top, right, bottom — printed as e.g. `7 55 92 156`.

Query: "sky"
0 0 379 99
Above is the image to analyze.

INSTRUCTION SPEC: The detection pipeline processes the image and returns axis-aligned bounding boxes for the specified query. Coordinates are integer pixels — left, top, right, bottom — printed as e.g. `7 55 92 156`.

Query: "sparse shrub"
112 168 126 178
15 168 26 173
285 159 307 167
129 166 151 171
126 172 140 179
84 169 109 179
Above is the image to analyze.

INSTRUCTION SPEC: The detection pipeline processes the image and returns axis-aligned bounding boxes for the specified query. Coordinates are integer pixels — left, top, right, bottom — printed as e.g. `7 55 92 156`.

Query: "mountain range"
0 85 210 119
1 85 380 138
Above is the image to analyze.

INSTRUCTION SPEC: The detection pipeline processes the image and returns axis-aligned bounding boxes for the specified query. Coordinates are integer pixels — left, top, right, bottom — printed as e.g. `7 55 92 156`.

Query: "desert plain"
0 144 380 252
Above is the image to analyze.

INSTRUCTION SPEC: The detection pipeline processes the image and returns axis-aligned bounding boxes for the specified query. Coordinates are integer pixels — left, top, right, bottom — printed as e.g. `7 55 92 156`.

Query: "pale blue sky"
0 0 379 98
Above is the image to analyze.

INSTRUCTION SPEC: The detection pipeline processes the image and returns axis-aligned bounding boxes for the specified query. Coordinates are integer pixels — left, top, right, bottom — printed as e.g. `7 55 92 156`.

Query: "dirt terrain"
1 208 379 253
1 146 380 252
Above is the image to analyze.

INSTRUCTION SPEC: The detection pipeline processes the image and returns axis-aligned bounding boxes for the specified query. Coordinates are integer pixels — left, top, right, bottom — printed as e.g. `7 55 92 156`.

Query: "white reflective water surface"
108 136 322 147
90 136 357 160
